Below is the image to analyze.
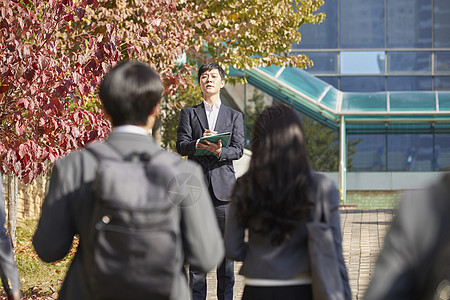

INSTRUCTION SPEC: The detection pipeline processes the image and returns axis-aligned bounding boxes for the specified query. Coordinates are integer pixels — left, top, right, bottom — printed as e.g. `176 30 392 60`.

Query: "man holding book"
176 62 244 300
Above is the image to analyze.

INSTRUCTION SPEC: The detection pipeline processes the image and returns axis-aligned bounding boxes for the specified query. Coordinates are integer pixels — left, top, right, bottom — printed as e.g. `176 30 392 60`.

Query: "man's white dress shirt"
203 99 221 131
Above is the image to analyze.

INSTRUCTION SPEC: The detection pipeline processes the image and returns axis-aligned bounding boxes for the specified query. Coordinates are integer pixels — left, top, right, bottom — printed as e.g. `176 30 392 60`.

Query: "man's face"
199 68 225 97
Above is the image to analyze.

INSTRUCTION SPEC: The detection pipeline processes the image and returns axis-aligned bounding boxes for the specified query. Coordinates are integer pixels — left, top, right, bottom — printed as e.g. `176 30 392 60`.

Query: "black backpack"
85 141 182 300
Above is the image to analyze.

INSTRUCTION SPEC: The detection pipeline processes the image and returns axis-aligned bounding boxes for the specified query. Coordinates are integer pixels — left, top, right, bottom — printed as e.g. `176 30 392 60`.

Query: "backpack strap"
86 141 160 163
86 141 123 161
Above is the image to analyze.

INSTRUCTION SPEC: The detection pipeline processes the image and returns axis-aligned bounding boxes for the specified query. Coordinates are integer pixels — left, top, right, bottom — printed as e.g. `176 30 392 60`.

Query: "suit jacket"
365 173 450 300
225 172 351 299
33 132 224 300
0 174 20 295
176 102 244 201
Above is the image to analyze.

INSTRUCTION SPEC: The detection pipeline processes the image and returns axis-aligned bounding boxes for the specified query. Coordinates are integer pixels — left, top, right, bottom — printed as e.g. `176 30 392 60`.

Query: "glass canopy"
237 66 450 131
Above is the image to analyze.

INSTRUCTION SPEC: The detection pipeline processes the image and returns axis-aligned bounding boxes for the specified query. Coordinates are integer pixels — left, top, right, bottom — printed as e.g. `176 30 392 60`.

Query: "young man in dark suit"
176 63 245 300
33 61 224 300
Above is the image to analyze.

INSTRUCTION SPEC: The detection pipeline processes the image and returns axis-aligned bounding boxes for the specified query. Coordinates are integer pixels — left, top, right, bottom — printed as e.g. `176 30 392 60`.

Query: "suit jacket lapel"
214 105 227 132
194 103 209 131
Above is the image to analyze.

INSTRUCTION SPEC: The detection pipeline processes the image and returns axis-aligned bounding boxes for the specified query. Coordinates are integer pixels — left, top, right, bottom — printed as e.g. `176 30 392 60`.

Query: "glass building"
293 0 450 92
225 0 450 200
288 0 450 173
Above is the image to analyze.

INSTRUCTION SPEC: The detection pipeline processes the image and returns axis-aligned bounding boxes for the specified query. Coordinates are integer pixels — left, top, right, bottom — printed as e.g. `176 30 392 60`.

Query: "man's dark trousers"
189 190 235 300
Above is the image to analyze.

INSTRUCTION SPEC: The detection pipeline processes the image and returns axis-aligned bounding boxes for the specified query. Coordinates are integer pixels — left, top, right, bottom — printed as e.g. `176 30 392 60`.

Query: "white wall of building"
234 150 446 191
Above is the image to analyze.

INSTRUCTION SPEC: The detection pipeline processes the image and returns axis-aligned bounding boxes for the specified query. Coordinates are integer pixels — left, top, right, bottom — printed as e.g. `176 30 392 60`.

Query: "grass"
0 218 77 299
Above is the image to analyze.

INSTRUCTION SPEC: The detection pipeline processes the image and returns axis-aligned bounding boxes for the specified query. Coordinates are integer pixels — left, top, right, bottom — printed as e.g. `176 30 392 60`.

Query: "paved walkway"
205 209 396 300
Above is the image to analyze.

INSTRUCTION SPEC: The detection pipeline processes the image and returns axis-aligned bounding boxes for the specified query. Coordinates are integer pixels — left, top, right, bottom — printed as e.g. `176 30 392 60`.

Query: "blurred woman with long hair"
225 104 351 300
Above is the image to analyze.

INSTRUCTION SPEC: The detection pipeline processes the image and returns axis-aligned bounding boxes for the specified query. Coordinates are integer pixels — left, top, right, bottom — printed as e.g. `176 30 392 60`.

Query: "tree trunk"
6 174 18 251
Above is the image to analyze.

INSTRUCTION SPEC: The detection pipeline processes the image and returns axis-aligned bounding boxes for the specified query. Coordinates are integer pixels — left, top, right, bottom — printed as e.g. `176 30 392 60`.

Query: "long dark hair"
232 103 313 245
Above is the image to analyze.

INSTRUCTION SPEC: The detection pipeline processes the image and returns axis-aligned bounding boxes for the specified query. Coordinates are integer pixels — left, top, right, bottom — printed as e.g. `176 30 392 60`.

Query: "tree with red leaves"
0 0 120 183
0 0 324 248
0 0 121 248
1 0 324 183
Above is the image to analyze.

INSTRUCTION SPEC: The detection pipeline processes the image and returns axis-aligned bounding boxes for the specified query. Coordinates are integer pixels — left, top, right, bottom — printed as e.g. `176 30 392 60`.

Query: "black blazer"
176 102 244 201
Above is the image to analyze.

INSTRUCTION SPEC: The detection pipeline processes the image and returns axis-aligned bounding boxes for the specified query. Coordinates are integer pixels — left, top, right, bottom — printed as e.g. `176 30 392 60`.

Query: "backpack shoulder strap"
86 141 182 167
86 141 124 161
87 141 166 162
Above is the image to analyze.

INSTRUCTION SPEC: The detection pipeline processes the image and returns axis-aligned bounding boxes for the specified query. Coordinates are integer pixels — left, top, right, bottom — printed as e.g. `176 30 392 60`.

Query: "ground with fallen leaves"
0 219 78 299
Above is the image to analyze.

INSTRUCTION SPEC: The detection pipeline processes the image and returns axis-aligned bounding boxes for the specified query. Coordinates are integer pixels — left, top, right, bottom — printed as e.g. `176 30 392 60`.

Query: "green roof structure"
234 66 450 132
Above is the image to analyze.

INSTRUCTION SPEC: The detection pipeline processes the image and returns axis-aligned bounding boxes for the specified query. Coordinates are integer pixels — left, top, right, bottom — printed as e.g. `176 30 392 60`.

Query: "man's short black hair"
99 61 163 127
197 63 226 83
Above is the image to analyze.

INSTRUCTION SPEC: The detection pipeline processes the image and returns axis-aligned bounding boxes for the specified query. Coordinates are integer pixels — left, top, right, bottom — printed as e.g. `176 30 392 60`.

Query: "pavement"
204 209 396 300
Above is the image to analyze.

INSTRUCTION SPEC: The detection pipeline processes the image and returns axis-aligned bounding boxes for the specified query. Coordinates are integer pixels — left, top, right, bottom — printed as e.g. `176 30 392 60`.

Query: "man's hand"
203 129 218 137
197 139 222 157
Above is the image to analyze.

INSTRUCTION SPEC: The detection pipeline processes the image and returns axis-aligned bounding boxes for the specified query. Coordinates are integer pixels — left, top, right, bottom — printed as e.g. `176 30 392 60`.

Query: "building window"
340 51 385 75
387 76 432 91
295 0 338 49
387 52 431 74
434 0 450 48
340 0 385 48
435 77 450 90
435 52 450 74
340 76 385 92
387 0 432 48
435 134 450 171
317 76 339 89
348 134 386 171
388 134 432 171
303 52 338 74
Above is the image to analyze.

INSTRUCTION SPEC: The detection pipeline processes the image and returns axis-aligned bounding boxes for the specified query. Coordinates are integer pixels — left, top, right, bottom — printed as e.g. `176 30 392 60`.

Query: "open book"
194 132 231 156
